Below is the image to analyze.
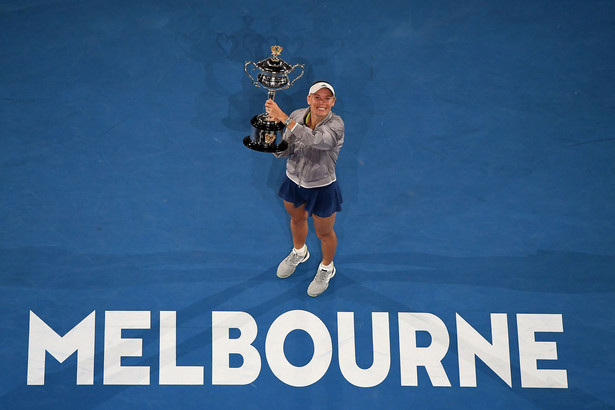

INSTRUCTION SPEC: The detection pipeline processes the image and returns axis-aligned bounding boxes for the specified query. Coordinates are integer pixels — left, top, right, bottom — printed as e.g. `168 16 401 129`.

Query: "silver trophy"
243 45 304 152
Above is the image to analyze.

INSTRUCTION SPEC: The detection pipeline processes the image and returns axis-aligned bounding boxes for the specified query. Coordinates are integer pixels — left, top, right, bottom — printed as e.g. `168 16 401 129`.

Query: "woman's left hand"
265 99 287 123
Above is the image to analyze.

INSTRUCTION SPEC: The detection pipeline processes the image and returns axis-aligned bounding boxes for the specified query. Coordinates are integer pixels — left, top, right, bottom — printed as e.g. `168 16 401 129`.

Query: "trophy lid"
255 45 293 73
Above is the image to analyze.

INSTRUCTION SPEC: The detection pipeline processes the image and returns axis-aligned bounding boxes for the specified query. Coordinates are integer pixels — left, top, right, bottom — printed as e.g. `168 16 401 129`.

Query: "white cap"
308 81 335 97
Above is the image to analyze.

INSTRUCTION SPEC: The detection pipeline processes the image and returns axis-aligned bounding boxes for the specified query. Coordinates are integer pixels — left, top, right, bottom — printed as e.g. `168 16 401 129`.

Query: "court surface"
1 0 614 408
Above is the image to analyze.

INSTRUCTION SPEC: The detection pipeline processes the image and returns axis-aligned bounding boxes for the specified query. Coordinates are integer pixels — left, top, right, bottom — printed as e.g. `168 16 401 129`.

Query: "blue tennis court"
1 0 614 408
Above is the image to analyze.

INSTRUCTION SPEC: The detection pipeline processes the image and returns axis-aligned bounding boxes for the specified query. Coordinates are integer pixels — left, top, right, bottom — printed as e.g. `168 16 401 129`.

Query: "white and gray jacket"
274 107 345 188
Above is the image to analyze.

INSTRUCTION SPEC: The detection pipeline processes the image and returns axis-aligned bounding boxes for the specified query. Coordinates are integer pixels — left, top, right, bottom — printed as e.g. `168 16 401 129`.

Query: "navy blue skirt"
278 176 343 217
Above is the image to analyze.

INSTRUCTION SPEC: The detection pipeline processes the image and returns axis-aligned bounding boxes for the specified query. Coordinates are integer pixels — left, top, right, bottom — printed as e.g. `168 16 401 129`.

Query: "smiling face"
307 88 336 122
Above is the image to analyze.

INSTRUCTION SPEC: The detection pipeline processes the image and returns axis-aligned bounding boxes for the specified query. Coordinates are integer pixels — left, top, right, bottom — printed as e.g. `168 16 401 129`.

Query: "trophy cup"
243 46 304 152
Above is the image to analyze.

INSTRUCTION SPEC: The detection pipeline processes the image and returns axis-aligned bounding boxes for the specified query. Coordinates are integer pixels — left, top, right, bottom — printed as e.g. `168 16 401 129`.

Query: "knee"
290 215 308 227
316 228 335 241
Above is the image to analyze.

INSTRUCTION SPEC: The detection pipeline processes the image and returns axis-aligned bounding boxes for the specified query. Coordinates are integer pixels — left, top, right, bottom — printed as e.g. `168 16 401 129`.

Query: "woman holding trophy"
264 81 344 297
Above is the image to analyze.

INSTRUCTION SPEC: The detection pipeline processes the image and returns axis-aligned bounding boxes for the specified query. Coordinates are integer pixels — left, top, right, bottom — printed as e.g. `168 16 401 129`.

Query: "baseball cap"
308 81 335 97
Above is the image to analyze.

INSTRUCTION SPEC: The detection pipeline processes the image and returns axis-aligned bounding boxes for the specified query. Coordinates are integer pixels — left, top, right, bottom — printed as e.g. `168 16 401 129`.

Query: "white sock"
319 261 334 271
294 245 307 256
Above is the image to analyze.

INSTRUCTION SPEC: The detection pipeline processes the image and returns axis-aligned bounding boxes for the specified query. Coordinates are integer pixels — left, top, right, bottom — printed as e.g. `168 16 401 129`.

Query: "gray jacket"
275 107 344 188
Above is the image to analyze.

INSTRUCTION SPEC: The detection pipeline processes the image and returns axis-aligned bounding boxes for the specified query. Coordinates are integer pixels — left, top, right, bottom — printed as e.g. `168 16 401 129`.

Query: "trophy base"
243 136 288 153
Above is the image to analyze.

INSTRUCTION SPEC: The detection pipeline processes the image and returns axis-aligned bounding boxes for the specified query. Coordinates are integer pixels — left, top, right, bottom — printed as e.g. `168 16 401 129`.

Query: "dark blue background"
1 0 614 408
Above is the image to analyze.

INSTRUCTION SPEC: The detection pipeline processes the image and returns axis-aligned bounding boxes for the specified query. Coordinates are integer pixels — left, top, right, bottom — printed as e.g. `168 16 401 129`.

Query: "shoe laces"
315 267 333 282
286 249 305 265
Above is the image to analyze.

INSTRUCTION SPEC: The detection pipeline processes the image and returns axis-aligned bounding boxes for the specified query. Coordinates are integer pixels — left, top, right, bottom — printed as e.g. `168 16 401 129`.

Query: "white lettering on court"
265 310 332 387
159 311 204 385
103 311 150 385
211 311 261 385
25 310 568 388
27 311 96 385
457 313 512 387
517 314 567 388
398 312 451 387
337 312 390 387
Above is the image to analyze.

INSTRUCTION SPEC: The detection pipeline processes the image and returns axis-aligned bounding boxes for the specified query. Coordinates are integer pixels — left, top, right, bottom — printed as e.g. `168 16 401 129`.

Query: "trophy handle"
288 63 305 88
244 61 260 88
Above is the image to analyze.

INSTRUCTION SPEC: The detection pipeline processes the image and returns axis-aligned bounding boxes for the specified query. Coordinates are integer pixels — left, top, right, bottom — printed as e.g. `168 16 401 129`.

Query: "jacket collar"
302 107 333 127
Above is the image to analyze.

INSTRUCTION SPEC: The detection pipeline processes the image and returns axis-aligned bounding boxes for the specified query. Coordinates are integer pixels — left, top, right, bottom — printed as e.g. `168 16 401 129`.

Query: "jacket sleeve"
273 109 304 158
291 116 344 151
273 130 293 158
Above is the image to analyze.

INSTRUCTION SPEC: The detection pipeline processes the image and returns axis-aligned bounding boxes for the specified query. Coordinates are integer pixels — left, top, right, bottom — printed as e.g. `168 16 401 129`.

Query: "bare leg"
284 201 308 249
313 213 337 265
